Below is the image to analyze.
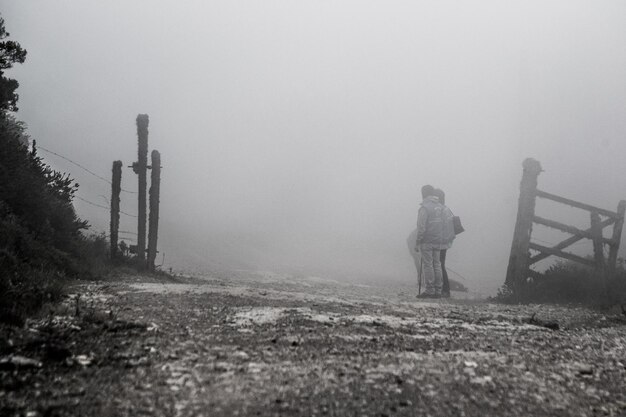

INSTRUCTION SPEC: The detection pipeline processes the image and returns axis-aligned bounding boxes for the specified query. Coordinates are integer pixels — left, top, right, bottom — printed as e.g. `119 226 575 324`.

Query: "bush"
495 260 626 305
0 18 120 325
0 114 94 325
72 233 112 278
0 265 65 326
531 262 605 304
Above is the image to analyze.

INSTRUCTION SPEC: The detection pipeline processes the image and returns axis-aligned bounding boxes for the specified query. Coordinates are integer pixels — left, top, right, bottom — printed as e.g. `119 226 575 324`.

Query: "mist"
3 0 626 294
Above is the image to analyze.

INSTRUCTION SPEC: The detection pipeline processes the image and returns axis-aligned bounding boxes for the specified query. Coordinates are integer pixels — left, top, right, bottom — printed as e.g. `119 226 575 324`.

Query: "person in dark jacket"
433 188 452 298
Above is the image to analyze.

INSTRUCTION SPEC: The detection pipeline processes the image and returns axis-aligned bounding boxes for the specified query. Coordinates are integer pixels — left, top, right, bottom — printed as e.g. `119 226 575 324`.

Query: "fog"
3 1 626 294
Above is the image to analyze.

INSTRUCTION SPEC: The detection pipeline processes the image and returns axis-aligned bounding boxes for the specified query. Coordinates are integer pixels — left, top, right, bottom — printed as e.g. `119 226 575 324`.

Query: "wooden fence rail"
505 158 626 301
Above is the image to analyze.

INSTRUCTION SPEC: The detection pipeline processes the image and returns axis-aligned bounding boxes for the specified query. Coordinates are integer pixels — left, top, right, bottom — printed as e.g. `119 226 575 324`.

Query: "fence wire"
37 145 138 194
74 195 138 218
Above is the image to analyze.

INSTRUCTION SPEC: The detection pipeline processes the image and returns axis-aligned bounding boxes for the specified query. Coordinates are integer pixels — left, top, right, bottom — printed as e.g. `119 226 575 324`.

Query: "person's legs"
441 250 450 296
419 246 436 295
432 249 443 295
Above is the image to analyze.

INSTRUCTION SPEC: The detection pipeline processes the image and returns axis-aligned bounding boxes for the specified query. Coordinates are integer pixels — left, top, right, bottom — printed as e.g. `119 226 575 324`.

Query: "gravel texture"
1 271 625 417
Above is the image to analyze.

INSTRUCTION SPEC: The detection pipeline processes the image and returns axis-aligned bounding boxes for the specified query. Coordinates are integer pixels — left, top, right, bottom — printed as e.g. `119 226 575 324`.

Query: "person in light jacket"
414 185 455 298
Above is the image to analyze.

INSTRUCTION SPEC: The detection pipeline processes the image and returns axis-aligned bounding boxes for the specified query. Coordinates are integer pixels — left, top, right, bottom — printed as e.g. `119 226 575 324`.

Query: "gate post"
608 200 626 279
505 158 542 301
590 211 608 293
135 114 149 264
147 150 161 271
110 160 122 260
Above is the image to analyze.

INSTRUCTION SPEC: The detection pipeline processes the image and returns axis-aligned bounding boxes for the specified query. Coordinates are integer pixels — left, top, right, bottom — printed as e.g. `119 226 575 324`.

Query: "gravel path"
1 271 625 416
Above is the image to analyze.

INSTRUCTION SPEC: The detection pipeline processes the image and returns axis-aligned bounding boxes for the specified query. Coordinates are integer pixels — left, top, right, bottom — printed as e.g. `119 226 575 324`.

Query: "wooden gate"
505 158 626 300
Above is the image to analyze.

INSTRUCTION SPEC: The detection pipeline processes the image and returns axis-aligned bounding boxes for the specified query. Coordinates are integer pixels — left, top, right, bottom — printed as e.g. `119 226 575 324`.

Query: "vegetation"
0 16 26 112
496 259 626 305
0 116 95 324
0 15 115 325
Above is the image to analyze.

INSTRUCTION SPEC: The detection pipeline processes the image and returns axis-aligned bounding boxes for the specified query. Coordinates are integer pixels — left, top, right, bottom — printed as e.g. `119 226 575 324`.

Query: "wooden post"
135 114 149 264
608 200 626 279
110 160 122 259
147 150 161 271
590 211 608 293
590 212 605 268
505 158 542 301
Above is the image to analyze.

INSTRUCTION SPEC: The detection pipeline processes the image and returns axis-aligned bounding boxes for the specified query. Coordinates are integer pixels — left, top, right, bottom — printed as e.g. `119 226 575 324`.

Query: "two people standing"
412 185 456 298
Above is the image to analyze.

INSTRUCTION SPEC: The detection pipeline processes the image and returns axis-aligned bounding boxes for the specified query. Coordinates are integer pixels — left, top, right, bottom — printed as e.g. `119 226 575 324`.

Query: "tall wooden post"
147 150 161 271
608 200 626 279
590 212 606 266
505 158 542 301
590 211 608 295
135 114 149 263
110 160 122 259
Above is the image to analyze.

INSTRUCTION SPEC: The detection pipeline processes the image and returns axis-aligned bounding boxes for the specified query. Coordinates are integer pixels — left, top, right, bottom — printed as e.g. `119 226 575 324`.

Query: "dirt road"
1 271 626 416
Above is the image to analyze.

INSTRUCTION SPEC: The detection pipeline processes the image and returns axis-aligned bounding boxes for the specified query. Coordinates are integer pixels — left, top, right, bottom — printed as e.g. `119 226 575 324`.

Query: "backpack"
453 215 465 235
442 206 456 243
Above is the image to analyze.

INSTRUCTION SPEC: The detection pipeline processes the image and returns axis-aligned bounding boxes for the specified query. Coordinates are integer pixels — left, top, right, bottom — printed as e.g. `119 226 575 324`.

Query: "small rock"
127 357 150 368
470 376 493 385
74 354 93 367
0 355 42 370
233 351 250 360
68 387 86 397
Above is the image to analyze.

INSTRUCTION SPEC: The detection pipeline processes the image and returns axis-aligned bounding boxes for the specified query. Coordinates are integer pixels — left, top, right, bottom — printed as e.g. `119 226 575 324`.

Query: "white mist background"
3 1 626 294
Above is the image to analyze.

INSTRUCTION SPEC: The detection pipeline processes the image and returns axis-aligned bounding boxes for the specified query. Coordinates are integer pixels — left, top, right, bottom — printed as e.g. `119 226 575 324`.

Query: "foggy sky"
3 1 626 293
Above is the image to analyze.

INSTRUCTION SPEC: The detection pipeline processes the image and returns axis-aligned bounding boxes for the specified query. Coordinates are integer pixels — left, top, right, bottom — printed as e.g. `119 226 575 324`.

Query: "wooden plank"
528 242 596 267
532 215 613 244
533 216 591 238
529 217 616 264
535 189 619 219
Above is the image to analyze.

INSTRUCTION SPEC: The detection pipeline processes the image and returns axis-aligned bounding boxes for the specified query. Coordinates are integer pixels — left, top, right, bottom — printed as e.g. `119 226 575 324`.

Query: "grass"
495 260 626 306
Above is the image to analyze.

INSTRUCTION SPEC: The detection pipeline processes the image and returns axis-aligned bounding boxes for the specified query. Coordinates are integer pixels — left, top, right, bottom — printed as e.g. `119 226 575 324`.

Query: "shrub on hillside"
0 115 97 324
73 233 111 278
496 260 626 305
0 118 87 263
530 261 606 304
0 15 118 325
0 263 65 326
